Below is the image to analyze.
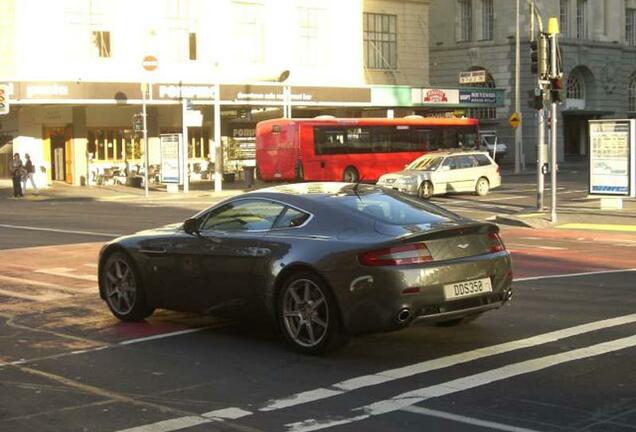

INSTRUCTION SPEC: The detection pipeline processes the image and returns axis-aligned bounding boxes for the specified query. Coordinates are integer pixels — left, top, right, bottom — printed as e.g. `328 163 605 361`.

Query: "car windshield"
406 156 443 171
329 189 452 226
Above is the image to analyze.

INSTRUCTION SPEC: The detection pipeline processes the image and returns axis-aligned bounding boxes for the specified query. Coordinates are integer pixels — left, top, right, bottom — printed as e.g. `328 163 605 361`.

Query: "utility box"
589 119 636 198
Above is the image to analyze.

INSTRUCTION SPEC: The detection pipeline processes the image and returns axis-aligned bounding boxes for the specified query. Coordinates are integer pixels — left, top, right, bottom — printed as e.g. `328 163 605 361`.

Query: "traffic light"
0 84 9 115
549 78 564 103
527 88 544 110
530 34 549 78
133 113 144 132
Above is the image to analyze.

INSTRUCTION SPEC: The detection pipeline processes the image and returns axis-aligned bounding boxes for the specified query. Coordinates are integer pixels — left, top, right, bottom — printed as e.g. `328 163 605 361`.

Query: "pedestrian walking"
8 153 25 198
22 153 39 194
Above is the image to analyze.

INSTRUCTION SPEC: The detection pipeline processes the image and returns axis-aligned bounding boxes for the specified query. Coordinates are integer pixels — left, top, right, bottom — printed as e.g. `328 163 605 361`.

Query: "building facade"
429 0 636 165
2 0 475 185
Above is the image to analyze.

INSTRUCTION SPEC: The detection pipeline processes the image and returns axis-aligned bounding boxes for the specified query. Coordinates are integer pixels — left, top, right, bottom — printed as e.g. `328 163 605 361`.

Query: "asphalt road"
0 182 635 432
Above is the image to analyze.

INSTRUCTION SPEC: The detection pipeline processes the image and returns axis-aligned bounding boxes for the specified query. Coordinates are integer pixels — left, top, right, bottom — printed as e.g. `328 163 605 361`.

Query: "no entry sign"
142 55 158 71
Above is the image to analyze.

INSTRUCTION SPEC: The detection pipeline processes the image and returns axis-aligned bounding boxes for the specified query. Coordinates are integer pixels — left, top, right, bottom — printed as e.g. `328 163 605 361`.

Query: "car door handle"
139 247 167 255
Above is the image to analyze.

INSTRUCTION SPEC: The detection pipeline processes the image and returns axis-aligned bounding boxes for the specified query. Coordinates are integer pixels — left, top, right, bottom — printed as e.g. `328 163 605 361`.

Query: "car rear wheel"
342 166 359 183
418 181 434 199
101 252 154 321
475 177 490 196
277 272 347 354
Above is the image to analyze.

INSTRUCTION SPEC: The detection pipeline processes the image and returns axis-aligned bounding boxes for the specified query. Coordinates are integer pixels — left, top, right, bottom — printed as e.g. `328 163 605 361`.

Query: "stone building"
429 0 636 165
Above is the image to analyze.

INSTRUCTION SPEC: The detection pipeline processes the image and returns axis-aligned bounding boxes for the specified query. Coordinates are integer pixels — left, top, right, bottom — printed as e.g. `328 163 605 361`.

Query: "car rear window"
474 153 493 166
330 190 452 225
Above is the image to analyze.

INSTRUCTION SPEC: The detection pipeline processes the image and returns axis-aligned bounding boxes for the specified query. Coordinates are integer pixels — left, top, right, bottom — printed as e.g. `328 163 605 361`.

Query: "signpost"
508 112 521 129
141 55 157 197
589 119 635 198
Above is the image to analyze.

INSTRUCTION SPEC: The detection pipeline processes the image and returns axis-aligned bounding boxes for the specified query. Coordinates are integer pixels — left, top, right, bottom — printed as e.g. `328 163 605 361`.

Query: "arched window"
567 71 585 99
464 69 496 120
629 74 636 112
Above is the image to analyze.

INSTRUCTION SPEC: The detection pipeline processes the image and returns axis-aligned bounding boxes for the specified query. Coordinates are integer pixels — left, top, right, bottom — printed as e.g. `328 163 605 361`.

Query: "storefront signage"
459 90 497 104
589 119 635 197
158 85 216 99
411 88 460 105
459 70 487 84
160 134 181 184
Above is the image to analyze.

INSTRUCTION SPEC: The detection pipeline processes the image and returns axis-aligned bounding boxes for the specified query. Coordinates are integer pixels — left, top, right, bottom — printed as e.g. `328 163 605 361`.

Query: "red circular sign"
142 55 158 71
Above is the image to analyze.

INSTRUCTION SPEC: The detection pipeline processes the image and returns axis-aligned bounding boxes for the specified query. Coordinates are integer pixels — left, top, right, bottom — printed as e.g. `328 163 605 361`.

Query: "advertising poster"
589 120 634 196
160 134 181 184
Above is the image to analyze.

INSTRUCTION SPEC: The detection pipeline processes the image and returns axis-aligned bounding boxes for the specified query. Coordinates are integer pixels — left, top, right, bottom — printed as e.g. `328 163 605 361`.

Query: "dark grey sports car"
98 182 512 353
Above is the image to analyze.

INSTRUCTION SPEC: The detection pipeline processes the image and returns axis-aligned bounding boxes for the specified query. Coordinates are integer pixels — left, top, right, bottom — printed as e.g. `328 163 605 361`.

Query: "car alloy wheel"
475 177 490 196
278 273 346 354
418 181 433 199
101 252 153 321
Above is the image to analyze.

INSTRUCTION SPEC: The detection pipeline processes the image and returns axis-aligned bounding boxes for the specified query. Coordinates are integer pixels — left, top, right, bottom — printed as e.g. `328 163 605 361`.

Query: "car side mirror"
183 218 199 235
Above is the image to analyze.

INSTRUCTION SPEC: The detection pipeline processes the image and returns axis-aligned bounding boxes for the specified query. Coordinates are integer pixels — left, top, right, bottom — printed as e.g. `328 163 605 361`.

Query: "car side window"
442 156 458 170
474 153 492 166
200 200 286 232
273 207 311 229
458 155 478 169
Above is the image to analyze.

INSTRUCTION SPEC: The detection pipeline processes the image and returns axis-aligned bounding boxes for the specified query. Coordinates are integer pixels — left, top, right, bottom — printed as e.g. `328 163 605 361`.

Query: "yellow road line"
557 223 636 232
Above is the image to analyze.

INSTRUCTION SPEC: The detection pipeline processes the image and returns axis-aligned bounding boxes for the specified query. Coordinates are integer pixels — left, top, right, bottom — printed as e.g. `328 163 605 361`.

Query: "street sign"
509 112 521 129
142 55 158 72
459 70 486 84
0 83 9 115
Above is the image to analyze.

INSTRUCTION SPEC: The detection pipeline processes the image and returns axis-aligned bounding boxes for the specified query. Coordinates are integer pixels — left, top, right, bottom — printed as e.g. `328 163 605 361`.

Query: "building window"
481 0 493 41
189 33 197 60
458 0 472 42
232 2 265 64
560 0 570 37
297 7 324 66
88 129 141 162
567 71 585 100
576 0 587 40
627 8 636 46
363 13 397 69
92 31 111 58
629 75 636 112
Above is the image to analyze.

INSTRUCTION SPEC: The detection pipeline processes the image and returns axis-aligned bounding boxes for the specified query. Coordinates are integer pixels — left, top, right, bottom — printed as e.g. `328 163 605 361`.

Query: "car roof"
251 182 380 200
416 149 490 157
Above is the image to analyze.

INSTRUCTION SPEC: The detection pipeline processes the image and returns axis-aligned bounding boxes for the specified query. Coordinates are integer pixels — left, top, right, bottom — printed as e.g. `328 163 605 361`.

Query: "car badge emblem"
457 243 470 249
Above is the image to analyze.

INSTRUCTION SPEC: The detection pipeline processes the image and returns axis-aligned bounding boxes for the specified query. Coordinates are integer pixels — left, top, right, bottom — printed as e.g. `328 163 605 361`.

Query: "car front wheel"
101 252 154 321
418 181 434 199
277 272 346 354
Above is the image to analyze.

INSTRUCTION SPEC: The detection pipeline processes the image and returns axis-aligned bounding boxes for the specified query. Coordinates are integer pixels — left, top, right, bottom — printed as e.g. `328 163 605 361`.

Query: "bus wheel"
342 166 359 183
418 181 433 199
295 163 304 182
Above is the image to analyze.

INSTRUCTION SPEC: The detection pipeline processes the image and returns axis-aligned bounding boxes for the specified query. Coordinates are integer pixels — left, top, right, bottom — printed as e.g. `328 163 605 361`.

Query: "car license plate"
444 277 492 300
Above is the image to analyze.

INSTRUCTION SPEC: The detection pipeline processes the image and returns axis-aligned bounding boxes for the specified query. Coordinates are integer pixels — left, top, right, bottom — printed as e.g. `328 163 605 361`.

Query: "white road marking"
0 287 70 302
286 335 636 432
35 268 97 282
118 328 211 346
400 406 541 432
202 407 253 419
107 313 636 432
514 268 636 282
507 244 567 251
0 223 121 238
117 416 212 432
0 274 94 293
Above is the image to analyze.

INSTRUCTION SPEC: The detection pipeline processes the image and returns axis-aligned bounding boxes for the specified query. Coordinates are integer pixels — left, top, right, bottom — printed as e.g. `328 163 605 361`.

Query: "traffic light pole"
142 83 149 198
537 107 545 210
549 26 559 223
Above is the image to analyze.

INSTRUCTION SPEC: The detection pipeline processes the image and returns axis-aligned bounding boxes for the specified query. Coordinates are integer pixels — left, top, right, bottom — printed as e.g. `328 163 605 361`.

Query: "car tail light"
488 232 506 253
359 243 433 266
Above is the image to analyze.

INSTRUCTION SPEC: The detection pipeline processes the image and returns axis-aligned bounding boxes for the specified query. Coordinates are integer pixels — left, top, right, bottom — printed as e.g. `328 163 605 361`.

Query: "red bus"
255 116 480 182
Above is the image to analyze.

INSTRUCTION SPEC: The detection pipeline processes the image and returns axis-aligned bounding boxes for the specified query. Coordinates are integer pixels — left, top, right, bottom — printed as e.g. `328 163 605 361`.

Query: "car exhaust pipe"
396 308 412 325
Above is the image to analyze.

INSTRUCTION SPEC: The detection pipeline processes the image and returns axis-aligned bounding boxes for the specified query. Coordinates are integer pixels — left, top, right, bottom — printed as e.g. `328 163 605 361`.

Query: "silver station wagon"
377 150 502 199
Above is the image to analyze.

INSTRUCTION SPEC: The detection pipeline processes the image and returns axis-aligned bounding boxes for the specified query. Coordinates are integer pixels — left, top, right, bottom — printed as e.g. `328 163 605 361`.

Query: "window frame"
481 0 494 41
627 8 636 46
198 198 313 233
457 0 473 42
576 0 587 40
363 12 398 70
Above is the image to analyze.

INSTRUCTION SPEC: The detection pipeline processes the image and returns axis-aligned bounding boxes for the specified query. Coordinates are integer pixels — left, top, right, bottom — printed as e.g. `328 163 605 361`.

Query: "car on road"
98 183 512 354
376 150 501 199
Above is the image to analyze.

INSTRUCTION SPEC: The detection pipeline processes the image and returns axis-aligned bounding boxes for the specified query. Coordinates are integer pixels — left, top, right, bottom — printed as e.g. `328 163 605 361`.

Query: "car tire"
277 272 348 354
475 177 490 196
418 181 434 200
295 162 304 182
435 313 483 327
342 166 359 183
100 252 154 322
